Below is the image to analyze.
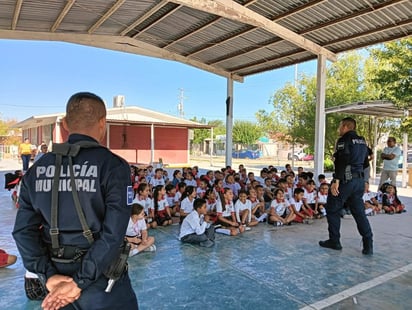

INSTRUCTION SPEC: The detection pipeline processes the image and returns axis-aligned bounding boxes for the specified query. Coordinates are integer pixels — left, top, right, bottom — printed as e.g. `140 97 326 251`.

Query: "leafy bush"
324 158 334 172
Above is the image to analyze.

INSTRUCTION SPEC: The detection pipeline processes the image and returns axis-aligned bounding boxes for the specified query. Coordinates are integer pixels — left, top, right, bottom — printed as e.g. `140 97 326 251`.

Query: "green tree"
368 38 412 134
190 117 209 144
267 52 374 157
255 109 286 137
190 118 226 144
232 120 262 146
208 119 226 137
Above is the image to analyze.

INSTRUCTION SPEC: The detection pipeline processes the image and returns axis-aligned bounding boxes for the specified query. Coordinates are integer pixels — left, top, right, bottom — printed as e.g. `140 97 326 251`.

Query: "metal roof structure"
13 106 211 129
325 100 412 118
1 0 412 82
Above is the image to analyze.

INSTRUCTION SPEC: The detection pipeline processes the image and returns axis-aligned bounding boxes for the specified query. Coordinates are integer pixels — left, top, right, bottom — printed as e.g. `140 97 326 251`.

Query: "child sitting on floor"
363 181 380 215
289 188 314 223
215 188 245 236
126 204 156 257
205 189 218 224
180 185 197 224
382 184 406 214
234 190 258 228
268 188 295 226
179 198 215 247
133 183 157 229
314 183 328 217
153 185 173 226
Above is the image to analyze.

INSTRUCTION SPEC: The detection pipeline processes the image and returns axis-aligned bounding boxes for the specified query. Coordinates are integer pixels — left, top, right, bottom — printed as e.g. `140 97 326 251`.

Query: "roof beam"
120 0 168 36
163 0 259 49
230 17 412 75
88 0 126 34
0 30 243 82
51 0 76 32
11 0 23 30
171 0 337 61
208 0 408 68
188 0 326 57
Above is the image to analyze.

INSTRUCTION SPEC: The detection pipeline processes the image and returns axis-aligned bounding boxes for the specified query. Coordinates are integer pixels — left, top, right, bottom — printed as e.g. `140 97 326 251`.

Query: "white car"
287 150 306 161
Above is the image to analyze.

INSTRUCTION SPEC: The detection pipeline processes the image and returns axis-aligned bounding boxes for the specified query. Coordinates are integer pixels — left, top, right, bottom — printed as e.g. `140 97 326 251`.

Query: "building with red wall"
13 106 210 165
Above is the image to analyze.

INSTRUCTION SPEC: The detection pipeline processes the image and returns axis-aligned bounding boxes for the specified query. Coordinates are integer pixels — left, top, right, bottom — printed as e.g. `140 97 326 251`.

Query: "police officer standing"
319 117 373 255
13 92 138 309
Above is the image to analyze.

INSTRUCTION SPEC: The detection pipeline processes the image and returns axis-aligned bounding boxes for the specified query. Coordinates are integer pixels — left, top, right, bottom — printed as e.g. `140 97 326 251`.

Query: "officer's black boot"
362 237 373 255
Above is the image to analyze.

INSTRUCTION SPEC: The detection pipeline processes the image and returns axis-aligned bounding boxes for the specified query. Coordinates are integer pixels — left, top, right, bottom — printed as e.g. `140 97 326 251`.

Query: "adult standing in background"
34 143 48 162
18 137 32 172
379 137 401 186
13 92 138 310
319 117 373 255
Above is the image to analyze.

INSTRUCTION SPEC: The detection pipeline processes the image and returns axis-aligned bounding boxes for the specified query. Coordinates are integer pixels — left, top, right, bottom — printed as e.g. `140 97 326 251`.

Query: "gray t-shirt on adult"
382 146 401 171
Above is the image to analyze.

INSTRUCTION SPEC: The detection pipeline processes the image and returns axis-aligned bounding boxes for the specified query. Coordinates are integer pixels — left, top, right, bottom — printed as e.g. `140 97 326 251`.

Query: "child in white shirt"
179 198 215 247
268 189 295 226
133 183 157 229
234 190 258 228
126 204 156 257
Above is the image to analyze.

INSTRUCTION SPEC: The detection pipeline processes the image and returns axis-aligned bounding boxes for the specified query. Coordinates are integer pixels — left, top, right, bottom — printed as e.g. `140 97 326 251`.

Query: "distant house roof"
13 106 211 129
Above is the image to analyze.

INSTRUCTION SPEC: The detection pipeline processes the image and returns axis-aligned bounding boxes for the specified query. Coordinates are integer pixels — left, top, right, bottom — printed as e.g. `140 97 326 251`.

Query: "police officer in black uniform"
319 117 373 255
13 92 138 309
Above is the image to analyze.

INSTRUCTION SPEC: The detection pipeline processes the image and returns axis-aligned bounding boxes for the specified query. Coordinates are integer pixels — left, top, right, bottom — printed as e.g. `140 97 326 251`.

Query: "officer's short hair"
341 117 356 130
65 92 106 131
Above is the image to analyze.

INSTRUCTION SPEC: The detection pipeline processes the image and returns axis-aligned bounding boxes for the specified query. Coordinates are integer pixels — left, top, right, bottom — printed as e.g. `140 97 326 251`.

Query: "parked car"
287 150 306 161
232 149 261 159
302 154 314 161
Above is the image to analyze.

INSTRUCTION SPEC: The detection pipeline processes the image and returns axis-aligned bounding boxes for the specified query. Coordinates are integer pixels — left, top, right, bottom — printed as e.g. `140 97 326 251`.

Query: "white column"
402 109 409 188
225 77 234 167
150 124 155 164
106 123 110 148
210 127 214 167
314 54 326 178
55 117 62 143
372 116 378 180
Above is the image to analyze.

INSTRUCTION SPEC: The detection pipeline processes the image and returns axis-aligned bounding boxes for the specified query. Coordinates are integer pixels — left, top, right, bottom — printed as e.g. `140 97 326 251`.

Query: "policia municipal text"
13 92 138 309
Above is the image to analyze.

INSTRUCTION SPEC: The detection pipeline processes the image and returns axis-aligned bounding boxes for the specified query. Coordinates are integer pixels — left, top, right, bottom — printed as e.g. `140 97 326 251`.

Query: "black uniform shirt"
333 130 367 181
13 134 132 290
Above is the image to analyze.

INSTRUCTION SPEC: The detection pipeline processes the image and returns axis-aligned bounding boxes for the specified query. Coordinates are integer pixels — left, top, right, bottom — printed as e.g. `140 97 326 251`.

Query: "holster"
343 165 352 183
103 239 131 280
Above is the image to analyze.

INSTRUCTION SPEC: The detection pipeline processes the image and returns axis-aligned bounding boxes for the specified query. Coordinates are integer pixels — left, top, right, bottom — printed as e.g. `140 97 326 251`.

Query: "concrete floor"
1 158 411 310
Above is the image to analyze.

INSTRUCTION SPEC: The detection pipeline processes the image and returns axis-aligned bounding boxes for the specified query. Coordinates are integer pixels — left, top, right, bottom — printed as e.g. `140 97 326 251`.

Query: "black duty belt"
351 172 364 179
49 245 88 264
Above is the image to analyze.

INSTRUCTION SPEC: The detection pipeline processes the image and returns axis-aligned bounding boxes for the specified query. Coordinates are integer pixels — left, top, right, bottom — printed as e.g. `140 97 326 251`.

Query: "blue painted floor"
1 159 411 310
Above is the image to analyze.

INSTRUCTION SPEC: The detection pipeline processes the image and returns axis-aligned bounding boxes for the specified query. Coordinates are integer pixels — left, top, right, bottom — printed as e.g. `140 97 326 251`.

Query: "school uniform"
179 211 215 246
125 218 146 238
154 197 171 225
234 199 252 223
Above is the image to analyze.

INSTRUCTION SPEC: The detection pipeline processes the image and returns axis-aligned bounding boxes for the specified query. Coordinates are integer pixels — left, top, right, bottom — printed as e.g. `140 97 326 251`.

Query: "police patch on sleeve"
127 186 134 206
337 142 345 150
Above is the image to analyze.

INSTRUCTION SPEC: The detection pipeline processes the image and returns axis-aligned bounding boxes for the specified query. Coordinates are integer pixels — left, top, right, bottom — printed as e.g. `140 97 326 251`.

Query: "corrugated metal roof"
13 106 210 129
325 100 412 118
0 0 411 82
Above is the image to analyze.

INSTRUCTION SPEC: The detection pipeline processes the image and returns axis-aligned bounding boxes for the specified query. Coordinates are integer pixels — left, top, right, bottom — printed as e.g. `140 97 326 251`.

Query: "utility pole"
177 88 185 118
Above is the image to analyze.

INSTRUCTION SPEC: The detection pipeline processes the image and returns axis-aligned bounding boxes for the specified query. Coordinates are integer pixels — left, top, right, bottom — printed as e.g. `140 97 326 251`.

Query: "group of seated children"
125 164 332 250
363 181 406 215
126 163 407 251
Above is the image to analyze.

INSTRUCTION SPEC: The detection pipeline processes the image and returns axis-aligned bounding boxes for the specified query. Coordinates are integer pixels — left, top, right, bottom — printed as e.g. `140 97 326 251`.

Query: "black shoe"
319 239 342 250
362 238 373 255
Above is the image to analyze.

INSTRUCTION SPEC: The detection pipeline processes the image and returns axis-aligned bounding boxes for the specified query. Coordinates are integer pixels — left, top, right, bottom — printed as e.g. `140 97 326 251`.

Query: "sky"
0 39 318 123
